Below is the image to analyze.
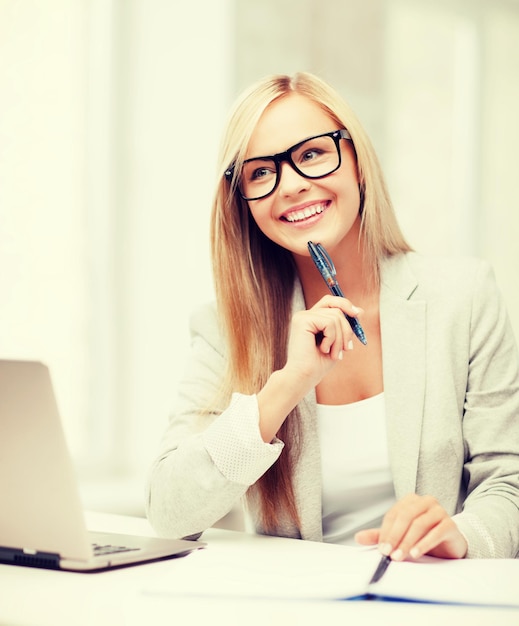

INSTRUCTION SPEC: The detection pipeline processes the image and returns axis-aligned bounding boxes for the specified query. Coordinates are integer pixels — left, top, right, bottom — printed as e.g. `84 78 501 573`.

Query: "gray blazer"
146 252 519 558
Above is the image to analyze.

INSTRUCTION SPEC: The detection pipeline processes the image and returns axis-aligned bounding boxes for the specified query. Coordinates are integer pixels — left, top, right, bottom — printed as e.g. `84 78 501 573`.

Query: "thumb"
354 528 380 546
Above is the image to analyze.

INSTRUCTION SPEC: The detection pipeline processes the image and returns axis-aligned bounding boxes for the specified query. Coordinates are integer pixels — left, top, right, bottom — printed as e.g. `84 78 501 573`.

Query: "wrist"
256 368 312 443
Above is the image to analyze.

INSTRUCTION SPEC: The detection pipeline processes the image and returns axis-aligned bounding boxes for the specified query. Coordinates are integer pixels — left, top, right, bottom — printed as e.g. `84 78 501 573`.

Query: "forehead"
245 93 337 159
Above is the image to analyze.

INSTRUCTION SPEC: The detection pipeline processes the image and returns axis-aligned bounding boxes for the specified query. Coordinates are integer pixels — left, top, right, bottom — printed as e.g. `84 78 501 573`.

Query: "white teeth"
285 204 325 223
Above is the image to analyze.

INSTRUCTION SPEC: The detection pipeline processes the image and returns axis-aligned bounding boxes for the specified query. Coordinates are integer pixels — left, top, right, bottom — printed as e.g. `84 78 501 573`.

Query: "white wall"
384 0 519 330
479 5 519 328
0 0 91 452
0 0 232 513
100 0 232 506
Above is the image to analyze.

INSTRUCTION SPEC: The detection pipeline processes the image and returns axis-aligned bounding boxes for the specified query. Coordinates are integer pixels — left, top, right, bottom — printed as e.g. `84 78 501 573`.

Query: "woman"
146 72 519 560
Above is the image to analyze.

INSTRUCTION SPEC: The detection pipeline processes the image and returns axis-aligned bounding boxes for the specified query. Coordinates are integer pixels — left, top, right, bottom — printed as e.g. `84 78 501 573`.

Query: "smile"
282 203 328 223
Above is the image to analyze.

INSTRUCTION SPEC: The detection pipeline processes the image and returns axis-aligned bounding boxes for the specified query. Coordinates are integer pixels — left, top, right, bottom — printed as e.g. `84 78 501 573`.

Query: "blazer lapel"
380 254 426 498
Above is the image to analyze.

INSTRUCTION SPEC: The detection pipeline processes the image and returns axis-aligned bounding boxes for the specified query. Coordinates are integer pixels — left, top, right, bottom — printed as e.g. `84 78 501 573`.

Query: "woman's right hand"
283 294 360 388
257 295 362 442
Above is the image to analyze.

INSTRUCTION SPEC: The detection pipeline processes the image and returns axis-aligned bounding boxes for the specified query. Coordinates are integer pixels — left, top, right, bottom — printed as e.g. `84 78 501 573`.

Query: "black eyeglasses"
225 129 352 201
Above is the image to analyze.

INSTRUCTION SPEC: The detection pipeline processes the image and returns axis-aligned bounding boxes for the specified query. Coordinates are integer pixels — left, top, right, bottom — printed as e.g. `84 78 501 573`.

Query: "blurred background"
1 0 518 518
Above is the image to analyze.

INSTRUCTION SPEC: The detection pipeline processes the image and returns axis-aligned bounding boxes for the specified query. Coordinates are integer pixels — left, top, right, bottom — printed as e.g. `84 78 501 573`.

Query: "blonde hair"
210 72 412 533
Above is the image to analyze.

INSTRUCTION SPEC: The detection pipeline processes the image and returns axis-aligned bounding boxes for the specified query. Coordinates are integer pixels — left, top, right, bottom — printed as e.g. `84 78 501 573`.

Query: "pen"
307 241 367 345
368 554 391 585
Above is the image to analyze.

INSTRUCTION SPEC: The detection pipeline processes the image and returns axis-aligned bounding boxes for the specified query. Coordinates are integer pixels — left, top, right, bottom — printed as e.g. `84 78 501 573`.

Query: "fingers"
376 494 468 561
378 494 439 560
291 296 359 356
316 294 363 321
311 295 363 357
316 309 350 359
284 294 364 388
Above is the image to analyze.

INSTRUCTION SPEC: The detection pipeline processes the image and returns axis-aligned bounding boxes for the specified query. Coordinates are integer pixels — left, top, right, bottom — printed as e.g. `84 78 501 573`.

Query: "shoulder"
189 301 226 356
407 251 491 279
382 251 497 300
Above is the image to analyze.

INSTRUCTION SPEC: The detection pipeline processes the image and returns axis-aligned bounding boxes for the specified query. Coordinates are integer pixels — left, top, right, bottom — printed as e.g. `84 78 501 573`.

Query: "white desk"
1 512 518 626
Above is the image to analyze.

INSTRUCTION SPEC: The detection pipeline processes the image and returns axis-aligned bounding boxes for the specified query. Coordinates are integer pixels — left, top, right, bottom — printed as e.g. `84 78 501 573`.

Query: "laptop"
0 359 205 572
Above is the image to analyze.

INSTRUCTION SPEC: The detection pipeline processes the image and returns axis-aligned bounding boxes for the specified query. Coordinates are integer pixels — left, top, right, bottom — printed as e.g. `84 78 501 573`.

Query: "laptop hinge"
0 546 60 569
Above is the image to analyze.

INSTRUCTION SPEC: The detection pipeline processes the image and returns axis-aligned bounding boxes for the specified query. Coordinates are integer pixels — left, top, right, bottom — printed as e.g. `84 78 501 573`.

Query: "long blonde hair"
210 72 411 533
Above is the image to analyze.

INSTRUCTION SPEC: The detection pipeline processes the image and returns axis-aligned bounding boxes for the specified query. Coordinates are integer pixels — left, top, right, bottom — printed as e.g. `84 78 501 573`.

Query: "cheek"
334 169 361 205
248 201 273 231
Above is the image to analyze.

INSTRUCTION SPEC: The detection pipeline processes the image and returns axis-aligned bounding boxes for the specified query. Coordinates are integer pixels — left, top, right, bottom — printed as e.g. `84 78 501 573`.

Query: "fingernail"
347 339 353 351
379 543 392 556
391 549 404 561
338 351 344 360
352 305 361 315
410 547 420 559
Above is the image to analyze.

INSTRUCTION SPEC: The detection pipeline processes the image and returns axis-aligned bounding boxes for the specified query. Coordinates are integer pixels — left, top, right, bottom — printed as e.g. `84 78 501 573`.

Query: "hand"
354 494 468 560
257 294 362 442
283 294 361 389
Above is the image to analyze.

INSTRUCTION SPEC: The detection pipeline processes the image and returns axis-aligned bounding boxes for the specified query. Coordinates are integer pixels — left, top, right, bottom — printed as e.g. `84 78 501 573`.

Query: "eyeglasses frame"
225 129 352 201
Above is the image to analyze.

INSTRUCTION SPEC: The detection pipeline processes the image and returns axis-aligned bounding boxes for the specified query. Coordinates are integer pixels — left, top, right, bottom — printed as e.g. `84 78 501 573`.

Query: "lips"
282 202 328 223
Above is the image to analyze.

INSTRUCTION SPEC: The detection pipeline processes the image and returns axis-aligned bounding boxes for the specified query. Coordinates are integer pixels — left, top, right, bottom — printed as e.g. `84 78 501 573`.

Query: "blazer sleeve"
145 303 283 540
453 261 519 558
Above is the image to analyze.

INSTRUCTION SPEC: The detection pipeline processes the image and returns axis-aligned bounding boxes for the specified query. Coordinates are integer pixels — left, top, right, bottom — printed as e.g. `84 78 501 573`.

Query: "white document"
372 557 519 607
141 532 519 607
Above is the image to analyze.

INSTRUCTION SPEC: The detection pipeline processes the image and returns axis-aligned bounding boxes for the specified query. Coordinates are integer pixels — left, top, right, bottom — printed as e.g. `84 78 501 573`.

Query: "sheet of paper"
142 530 519 608
372 557 519 607
142 532 381 601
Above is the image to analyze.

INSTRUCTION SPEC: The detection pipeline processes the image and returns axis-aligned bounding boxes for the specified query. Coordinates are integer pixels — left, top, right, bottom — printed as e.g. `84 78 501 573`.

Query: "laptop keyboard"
92 543 140 556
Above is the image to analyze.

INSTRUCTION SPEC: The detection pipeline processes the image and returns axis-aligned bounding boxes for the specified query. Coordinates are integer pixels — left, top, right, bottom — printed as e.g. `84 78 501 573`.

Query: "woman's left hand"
354 493 468 560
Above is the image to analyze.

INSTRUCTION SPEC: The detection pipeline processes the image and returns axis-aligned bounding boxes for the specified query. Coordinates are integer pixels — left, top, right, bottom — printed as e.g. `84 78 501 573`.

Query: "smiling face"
244 92 361 258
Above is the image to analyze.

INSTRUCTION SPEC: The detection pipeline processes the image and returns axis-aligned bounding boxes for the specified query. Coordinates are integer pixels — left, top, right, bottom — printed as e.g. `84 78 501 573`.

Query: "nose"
277 160 310 196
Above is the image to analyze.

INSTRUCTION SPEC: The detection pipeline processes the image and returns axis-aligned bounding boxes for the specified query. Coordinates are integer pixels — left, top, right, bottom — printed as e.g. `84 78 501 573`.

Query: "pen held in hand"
369 554 391 585
307 241 367 345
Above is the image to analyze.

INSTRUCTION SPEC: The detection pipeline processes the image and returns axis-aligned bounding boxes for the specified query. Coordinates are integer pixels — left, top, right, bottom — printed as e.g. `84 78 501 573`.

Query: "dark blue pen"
368 554 391 585
307 241 367 346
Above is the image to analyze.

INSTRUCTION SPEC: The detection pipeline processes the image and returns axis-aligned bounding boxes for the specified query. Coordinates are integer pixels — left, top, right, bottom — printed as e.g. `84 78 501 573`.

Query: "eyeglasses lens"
240 134 340 200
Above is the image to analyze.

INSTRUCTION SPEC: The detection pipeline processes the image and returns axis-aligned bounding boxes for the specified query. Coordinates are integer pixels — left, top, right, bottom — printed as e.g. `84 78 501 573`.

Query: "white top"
317 392 396 545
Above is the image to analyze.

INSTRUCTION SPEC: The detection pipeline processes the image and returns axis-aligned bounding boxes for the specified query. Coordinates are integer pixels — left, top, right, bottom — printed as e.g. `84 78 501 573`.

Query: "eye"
250 166 273 181
294 138 332 166
300 148 323 163
243 159 276 184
